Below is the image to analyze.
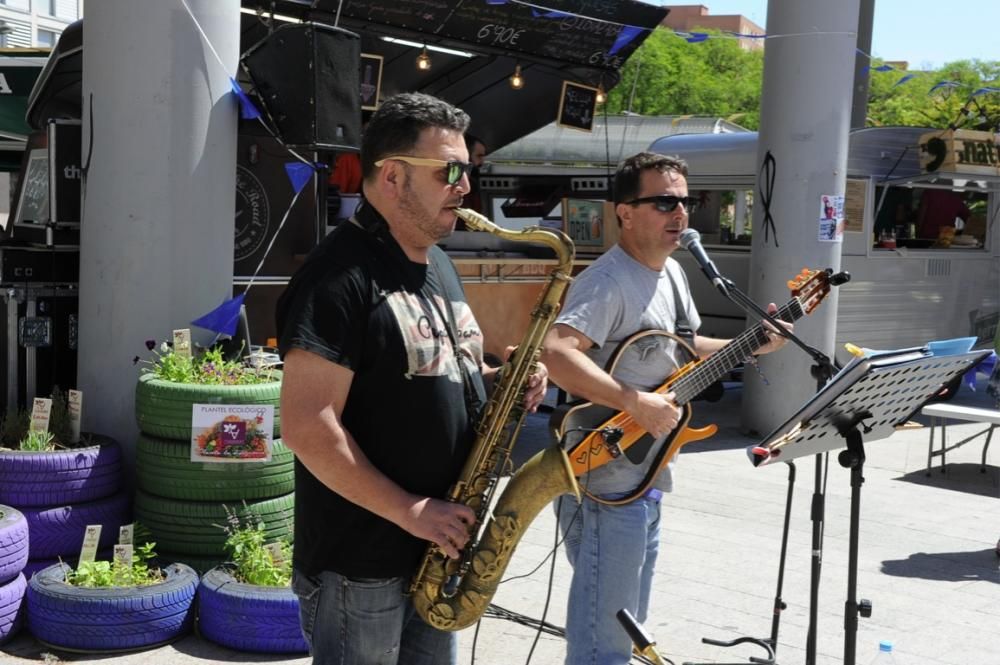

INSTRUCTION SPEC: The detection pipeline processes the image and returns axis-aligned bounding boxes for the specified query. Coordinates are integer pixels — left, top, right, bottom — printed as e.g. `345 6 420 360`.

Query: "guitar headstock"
787 268 830 315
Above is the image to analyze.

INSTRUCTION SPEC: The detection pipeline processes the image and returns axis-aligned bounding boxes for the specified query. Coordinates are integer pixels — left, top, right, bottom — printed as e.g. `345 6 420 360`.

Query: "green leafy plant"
0 387 81 451
18 429 56 452
137 341 276 385
219 505 292 587
64 541 164 588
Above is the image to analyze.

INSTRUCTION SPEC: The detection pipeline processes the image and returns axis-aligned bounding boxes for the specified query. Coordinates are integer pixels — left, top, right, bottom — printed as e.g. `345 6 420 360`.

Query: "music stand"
749 347 990 665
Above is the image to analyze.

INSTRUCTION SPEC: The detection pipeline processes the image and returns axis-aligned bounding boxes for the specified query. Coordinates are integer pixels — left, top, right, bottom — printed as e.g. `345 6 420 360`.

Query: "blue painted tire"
197 566 307 654
26 562 197 653
22 492 131 559
0 435 122 507
0 506 28 584
0 573 26 645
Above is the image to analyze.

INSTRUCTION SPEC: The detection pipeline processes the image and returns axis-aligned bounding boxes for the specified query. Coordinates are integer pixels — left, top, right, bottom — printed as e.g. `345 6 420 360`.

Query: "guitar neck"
670 298 804 405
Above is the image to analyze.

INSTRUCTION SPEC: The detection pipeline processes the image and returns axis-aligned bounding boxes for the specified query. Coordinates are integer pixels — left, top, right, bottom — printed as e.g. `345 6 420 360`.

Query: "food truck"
650 127 1000 359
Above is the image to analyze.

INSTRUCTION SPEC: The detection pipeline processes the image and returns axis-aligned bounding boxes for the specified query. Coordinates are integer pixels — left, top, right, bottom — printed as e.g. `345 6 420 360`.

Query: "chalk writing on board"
557 81 599 132
15 150 49 225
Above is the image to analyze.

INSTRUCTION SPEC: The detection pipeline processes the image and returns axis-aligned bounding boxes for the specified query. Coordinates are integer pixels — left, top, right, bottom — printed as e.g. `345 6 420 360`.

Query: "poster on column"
818 194 845 242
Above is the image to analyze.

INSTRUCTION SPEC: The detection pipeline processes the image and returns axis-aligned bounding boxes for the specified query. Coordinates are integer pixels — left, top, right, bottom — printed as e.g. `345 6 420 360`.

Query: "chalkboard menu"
13 149 49 226
557 81 598 132
339 0 667 71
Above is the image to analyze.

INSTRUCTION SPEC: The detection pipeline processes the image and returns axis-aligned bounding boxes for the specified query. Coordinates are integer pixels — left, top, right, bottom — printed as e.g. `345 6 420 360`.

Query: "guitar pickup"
601 427 624 458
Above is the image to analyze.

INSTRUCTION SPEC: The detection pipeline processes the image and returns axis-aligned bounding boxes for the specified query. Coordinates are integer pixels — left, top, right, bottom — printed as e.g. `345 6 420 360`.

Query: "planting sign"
191 404 274 463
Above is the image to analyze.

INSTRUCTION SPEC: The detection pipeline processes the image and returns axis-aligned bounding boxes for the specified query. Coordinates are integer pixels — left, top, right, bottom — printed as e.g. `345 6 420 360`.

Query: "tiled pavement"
3 380 998 665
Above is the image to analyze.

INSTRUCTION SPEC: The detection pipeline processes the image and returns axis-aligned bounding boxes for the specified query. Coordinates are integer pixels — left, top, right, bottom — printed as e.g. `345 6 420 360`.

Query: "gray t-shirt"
555 244 702 495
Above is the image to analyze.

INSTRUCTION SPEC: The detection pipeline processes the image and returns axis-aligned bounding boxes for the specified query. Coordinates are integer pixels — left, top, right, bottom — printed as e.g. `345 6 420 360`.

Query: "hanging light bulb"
509 64 524 90
416 47 431 71
596 85 607 104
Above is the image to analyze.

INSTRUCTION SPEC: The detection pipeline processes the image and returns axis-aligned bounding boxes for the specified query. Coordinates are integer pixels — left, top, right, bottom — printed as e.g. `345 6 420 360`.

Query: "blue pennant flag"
229 77 261 120
928 80 961 94
284 162 316 195
873 64 894 72
192 292 246 337
971 86 1000 97
684 31 709 43
893 73 916 87
609 24 644 55
532 8 570 18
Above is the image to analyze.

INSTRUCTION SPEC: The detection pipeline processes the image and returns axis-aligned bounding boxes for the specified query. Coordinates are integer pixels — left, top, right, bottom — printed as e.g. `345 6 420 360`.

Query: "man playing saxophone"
276 92 548 665
540 153 791 665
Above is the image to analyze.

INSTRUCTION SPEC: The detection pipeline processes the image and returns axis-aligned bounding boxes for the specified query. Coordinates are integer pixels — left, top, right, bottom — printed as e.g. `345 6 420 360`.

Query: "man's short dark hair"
613 152 689 205
361 93 471 181
465 134 486 153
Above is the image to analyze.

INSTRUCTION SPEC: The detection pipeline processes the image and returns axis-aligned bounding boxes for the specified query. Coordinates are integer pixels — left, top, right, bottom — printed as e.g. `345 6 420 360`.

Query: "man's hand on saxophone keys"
403 496 476 559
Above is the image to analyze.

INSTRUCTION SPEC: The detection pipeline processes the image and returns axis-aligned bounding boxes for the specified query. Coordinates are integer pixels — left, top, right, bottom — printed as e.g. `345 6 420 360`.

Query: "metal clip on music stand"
750 347 989 665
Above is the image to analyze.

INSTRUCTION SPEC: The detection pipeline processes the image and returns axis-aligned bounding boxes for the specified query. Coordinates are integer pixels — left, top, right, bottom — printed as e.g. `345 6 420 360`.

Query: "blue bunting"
893 73 916 87
229 77 261 120
609 25 645 55
928 80 961 94
191 292 246 337
284 162 316 195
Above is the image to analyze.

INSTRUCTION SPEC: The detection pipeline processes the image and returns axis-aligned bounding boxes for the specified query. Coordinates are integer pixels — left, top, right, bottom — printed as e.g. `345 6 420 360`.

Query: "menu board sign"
557 81 599 133
360 53 383 111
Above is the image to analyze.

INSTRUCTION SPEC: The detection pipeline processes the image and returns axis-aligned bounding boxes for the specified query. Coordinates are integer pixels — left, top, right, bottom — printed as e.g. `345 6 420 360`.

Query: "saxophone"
408 207 580 631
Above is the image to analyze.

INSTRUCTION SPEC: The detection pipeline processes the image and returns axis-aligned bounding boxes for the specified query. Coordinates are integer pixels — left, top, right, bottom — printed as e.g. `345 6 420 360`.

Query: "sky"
655 1 998 71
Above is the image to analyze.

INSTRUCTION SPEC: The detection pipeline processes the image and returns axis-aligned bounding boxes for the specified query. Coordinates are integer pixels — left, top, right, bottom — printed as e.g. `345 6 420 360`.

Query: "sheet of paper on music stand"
751 348 990 466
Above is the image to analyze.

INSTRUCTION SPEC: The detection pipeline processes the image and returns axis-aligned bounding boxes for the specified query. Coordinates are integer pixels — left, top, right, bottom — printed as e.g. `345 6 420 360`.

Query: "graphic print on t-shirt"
385 291 483 380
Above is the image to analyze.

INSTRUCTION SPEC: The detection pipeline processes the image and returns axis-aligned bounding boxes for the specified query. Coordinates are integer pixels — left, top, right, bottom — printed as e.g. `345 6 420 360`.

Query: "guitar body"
551 330 718 487
548 268 833 500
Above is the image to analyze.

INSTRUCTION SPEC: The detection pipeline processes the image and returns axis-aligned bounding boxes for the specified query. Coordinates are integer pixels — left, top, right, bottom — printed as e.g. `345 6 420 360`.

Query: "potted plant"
134 340 282 441
133 337 292 569
196 507 306 654
26 537 198 652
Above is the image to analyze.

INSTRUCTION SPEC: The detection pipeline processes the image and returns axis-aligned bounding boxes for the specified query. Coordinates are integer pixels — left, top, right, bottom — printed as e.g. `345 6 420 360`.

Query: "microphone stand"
697 275 839 665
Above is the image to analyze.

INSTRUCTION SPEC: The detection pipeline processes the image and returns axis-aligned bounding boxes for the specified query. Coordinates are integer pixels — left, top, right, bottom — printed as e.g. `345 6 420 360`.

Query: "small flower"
145 339 156 351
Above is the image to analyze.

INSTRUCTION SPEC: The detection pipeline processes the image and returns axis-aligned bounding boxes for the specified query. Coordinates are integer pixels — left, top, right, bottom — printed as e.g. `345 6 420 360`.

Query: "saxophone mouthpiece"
455 207 492 232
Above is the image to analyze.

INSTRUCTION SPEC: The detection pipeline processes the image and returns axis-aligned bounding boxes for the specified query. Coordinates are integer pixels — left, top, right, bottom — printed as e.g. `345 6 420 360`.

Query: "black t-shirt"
276 201 486 578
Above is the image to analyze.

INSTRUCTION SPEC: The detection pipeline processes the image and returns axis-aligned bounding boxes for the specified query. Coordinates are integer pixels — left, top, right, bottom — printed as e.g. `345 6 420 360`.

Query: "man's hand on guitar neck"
624 388 682 439
756 302 793 356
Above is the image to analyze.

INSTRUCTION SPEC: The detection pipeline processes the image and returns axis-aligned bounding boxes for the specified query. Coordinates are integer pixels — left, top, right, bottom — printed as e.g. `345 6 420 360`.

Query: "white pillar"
77 1 240 465
741 0 861 436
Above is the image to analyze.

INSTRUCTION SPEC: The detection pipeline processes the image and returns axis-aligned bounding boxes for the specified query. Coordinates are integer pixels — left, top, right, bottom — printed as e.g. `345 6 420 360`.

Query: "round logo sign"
234 165 270 262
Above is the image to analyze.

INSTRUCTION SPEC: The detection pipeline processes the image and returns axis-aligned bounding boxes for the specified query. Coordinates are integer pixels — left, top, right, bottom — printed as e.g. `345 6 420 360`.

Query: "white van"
650 126 1000 358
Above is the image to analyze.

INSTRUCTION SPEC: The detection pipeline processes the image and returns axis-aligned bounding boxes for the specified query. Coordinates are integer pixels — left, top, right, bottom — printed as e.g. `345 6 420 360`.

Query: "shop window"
873 185 988 250
688 189 753 245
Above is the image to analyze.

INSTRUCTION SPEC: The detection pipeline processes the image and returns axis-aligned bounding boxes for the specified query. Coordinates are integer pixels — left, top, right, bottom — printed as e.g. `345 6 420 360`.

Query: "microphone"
679 228 729 296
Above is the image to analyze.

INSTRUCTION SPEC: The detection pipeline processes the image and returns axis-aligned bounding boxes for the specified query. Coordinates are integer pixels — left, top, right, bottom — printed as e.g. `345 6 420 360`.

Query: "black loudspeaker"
243 23 361 151
234 132 319 279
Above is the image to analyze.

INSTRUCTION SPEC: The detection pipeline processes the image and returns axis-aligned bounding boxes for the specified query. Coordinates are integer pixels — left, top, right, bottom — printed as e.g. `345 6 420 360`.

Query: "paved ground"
2 376 998 665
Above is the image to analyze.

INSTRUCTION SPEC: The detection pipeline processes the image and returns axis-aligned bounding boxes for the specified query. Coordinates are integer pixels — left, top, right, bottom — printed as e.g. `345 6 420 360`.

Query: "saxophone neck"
454 208 575 273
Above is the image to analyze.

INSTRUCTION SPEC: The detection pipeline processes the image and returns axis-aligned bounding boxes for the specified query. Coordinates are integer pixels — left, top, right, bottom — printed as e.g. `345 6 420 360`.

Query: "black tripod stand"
753 347 989 664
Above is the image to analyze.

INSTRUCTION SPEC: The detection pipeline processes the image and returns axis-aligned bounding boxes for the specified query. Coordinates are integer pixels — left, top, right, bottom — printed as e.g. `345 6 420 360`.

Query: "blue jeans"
556 492 662 665
291 569 456 665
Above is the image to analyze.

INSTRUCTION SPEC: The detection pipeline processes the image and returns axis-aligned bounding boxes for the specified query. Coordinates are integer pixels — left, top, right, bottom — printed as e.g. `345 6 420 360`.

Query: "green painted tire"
134 372 282 441
134 491 293 559
136 435 294 501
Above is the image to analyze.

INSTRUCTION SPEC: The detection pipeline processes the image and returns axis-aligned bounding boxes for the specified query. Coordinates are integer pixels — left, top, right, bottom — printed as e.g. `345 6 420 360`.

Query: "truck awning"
0 52 48 170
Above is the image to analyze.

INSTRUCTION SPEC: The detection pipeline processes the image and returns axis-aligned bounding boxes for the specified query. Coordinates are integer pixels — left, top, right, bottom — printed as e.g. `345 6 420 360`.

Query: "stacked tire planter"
133 372 294 573
0 505 29 645
197 565 308 654
26 561 198 652
0 435 129 577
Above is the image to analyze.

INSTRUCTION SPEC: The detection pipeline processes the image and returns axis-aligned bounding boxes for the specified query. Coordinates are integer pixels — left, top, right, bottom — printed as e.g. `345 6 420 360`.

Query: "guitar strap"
665 268 696 354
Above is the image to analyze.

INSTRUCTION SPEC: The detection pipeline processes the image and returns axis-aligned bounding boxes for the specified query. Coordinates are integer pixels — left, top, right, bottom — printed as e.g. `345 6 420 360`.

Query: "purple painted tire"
0 506 28 584
0 435 122 507
22 492 131 560
0 572 26 645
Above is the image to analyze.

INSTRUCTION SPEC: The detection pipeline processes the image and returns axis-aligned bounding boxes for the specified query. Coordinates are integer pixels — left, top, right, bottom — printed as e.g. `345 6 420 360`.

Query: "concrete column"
77 1 240 465
741 0 861 436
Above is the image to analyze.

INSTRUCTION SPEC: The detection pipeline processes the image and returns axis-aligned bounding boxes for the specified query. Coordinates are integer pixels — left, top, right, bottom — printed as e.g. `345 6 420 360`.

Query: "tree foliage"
605 28 999 133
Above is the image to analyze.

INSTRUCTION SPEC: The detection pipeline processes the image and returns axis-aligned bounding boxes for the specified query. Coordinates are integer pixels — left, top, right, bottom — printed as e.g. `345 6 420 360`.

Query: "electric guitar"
550 268 835 504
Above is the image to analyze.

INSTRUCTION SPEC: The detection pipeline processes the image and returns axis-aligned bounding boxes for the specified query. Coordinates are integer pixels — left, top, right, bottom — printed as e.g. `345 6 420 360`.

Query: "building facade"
0 0 81 48
662 4 764 51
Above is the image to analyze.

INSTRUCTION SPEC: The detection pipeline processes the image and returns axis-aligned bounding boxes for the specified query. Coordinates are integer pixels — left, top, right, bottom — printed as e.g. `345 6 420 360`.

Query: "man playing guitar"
540 152 791 665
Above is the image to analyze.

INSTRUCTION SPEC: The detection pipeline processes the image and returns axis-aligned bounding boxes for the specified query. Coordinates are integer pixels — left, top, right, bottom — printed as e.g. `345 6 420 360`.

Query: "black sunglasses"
374 156 475 186
626 195 699 213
